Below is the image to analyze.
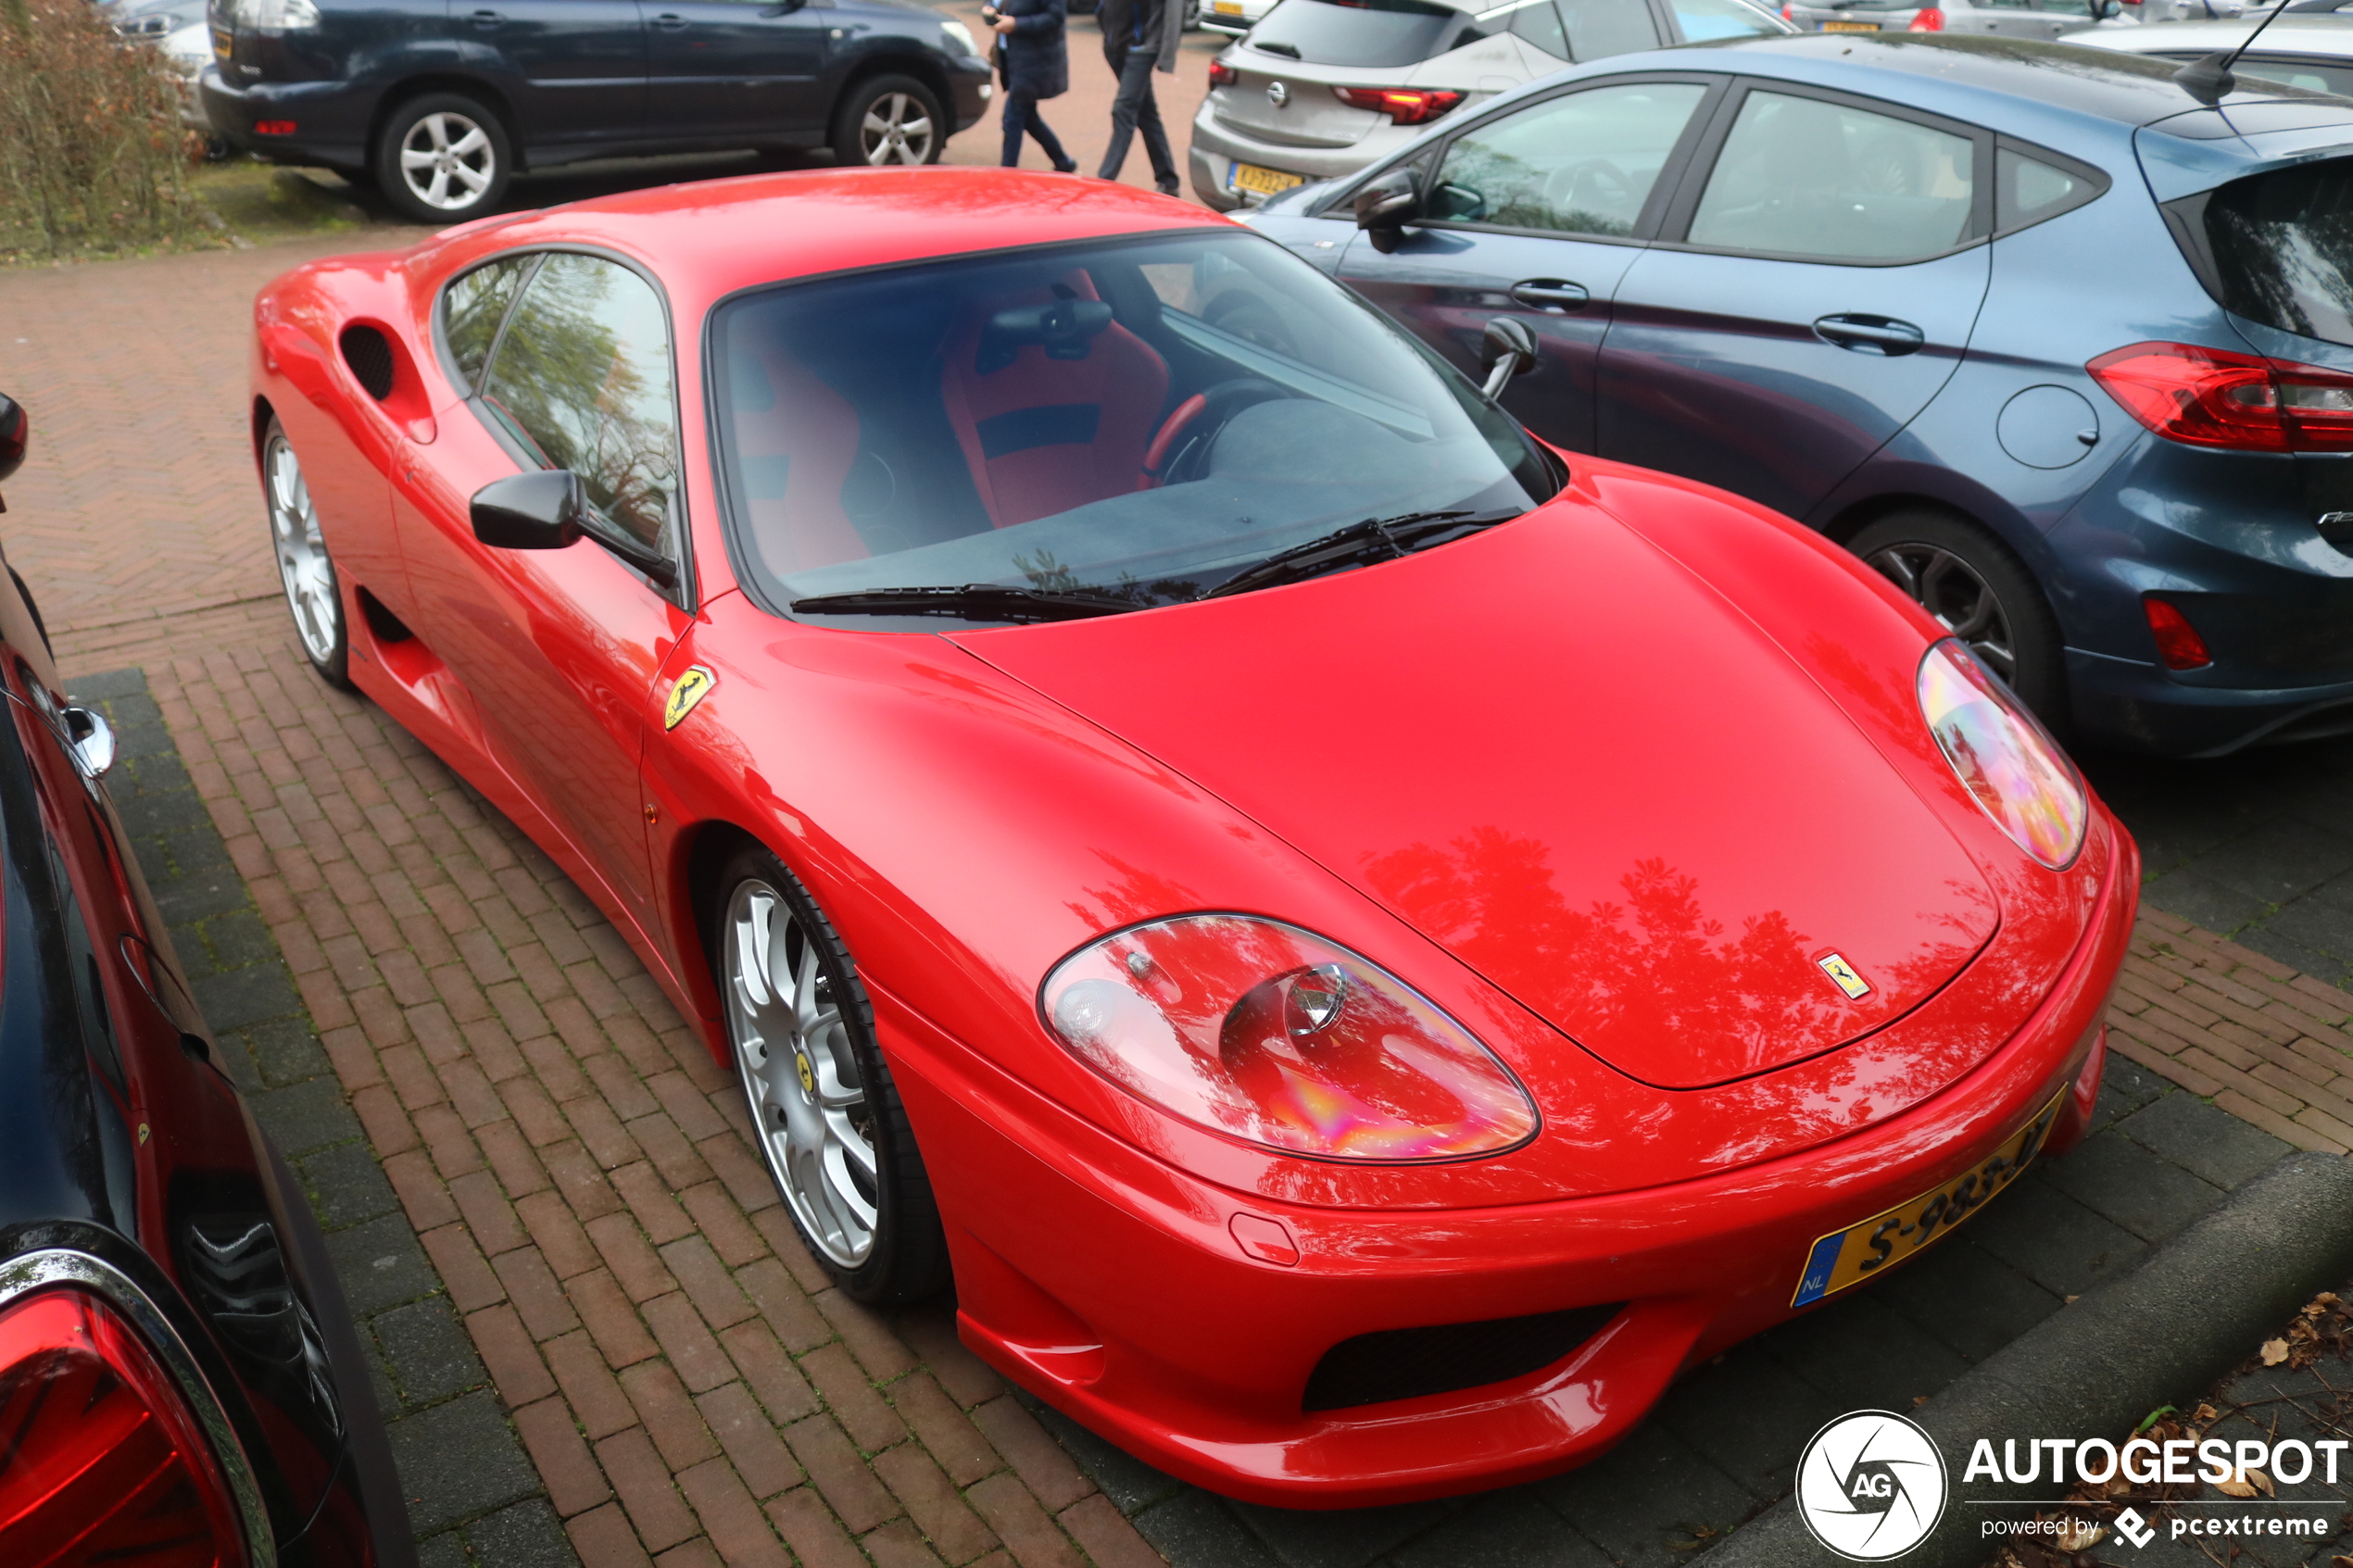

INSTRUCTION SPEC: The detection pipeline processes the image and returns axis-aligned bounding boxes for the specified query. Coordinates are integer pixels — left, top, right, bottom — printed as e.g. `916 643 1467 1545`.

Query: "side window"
479 254 682 557
2235 56 2353 97
1557 0 1660 56
1667 0 1780 40
1994 145 2107 233
1428 82 1709 237
1686 92 1977 260
443 256 532 395
1505 0 1570 59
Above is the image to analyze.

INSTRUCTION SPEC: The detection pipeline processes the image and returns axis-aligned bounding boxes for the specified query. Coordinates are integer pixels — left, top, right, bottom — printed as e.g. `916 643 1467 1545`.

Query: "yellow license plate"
1791 1087 2067 1308
212 24 233 56
1232 162 1306 196
1821 19 1881 29
1214 2 1243 14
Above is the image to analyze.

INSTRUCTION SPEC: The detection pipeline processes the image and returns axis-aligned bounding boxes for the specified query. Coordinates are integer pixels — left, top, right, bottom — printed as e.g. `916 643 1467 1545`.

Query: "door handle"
1508 279 1589 311
469 7 503 25
651 10 689 25
1814 314 1926 356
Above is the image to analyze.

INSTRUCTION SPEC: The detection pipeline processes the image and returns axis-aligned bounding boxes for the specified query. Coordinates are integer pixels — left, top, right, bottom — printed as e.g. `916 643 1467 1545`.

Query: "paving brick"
875 1442 1000 1564
420 1223 506 1314
595 1428 701 1555
644 1291 739 1394
613 1161 697 1246
765 1486 869 1568
482 1119 555 1198
893 1374 1002 1487
470 1302 560 1408
896 1309 1007 1410
547 1330 641 1441
783 1414 900 1533
661 1236 755 1329
965 1474 1086 1568
515 1397 615 1517
815 1289 921 1382
739 1257 832 1353
519 1189 603 1282
696 1381 804 1499
589 1212 681 1304
450 1169 529 1257
971 1398 1095 1513
862 1519 952 1568
721 1320 823 1427
676 1182 766 1268
676 1456 794 1568
568 1269 661 1368
495 1247 584 1340
804 1342 909 1452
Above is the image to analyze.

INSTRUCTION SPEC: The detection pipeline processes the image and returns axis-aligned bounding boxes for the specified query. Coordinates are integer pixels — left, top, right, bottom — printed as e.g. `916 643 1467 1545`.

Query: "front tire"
1848 508 2066 730
373 93 511 224
830 75 945 167
261 419 352 690
715 846 948 1303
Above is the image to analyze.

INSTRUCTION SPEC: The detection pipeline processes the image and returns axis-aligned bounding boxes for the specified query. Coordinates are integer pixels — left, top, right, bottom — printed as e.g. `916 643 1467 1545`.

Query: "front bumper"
198 65 375 169
879 816 2136 1508
945 55 993 133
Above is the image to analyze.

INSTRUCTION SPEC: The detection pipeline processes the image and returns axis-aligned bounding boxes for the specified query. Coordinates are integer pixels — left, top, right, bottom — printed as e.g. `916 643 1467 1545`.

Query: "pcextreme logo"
1795 1411 1951 1562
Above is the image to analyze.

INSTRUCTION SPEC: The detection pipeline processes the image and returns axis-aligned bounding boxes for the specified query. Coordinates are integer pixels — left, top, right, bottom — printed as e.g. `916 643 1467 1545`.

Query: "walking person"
1096 0 1184 195
989 0 1077 172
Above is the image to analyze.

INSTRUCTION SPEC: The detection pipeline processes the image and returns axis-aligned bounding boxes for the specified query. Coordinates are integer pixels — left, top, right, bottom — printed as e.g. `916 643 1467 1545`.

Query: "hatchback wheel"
716 846 949 1302
261 419 352 690
374 94 511 224
1848 508 2066 731
831 75 944 167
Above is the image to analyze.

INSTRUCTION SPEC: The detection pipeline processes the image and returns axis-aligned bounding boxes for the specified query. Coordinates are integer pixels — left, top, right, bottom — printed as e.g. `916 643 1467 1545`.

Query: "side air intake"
1302 1302 1625 1412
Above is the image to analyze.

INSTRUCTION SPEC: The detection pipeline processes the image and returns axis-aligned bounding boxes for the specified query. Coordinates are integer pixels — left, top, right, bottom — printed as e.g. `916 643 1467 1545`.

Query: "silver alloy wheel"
1867 542 2019 684
858 94 935 165
397 110 496 211
724 879 879 1267
266 433 340 667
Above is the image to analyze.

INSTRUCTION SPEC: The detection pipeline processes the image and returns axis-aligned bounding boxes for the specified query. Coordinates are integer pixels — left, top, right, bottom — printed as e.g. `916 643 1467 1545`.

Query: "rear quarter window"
1247 0 1471 67
2172 158 2353 347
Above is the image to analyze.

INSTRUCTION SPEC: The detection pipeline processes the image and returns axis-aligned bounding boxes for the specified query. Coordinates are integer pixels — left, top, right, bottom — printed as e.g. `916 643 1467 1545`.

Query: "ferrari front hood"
949 506 1997 1090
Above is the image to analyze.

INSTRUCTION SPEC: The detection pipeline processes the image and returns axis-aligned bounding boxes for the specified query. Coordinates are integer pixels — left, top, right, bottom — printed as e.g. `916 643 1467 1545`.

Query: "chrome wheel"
397 110 495 211
1867 541 2018 685
265 433 340 668
724 878 878 1267
858 93 935 165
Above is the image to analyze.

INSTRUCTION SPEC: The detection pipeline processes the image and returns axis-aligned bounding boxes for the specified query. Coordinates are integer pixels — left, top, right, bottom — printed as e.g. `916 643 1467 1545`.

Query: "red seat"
730 342 868 576
941 271 1169 530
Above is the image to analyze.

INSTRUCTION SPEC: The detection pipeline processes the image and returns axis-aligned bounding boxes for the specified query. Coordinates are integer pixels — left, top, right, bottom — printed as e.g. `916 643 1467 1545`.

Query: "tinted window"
2236 56 2353 97
2196 158 2353 347
1428 82 1707 235
1687 92 1975 260
480 254 680 554
1504 0 1569 57
443 257 531 395
1994 146 2104 232
1667 0 1780 38
710 231 1554 621
1558 0 1660 56
1247 0 1467 67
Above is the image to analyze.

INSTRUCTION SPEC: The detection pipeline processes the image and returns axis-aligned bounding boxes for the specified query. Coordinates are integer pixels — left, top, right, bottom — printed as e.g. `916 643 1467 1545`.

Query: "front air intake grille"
339 324 396 400
1302 1302 1626 1412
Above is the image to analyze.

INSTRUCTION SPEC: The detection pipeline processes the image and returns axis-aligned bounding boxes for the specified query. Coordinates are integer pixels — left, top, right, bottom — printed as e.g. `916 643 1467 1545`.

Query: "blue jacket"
995 0 1068 100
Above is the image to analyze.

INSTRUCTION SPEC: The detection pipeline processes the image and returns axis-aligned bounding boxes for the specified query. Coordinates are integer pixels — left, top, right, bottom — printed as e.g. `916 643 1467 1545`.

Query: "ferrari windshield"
707 229 1558 626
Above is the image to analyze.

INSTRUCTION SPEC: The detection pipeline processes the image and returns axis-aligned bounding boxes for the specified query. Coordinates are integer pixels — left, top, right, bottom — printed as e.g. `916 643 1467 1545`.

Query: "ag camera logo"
1796 1411 1950 1561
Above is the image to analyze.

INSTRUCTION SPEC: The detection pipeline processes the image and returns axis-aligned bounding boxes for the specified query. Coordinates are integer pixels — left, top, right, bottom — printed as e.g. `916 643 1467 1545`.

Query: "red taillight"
1780 2 1793 15
2088 341 2353 453
0 1289 248 1567
1208 59 1238 86
1330 86 1464 125
2144 596 2213 671
251 119 296 135
1906 6 1944 26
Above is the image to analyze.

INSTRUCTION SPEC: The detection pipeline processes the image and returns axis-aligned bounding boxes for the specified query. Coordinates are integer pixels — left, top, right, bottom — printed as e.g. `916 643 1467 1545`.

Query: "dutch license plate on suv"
1822 19 1881 29
1232 162 1307 197
1790 1086 2068 1308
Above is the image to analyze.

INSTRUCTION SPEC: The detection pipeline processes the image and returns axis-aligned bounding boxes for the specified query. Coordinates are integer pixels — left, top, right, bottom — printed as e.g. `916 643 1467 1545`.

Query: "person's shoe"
1054 158 1078 173
1156 178 1182 196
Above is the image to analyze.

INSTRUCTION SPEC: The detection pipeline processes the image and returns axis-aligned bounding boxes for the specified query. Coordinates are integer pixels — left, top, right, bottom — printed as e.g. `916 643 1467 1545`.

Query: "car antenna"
2174 0 2292 104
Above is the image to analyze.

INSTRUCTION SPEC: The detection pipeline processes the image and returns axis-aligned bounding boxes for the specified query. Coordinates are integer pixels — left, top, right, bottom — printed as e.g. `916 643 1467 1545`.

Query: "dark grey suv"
199 0 993 222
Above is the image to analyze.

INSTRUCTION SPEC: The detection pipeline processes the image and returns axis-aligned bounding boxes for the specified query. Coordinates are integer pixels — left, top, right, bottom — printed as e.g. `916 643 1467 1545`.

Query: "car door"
467 0 649 148
643 0 832 141
390 249 691 935
1338 75 1721 453
1594 81 1992 523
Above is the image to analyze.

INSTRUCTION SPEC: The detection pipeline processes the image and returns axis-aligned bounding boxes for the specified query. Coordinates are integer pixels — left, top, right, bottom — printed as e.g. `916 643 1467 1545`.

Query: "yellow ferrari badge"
1817 952 1871 1000
664 666 716 732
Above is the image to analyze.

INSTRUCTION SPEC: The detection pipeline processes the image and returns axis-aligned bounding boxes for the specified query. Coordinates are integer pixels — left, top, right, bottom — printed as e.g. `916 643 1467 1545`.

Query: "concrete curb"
1704 1149 2353 1568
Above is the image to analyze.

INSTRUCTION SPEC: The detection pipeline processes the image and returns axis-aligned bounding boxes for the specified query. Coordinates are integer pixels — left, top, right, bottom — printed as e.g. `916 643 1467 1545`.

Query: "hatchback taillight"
1331 86 1464 124
1208 58 1238 86
1907 6 1944 27
2088 341 2353 453
0 1289 249 1567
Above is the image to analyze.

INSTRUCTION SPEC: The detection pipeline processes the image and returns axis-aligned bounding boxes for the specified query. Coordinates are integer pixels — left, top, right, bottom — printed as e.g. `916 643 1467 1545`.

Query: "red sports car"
246 169 2133 1509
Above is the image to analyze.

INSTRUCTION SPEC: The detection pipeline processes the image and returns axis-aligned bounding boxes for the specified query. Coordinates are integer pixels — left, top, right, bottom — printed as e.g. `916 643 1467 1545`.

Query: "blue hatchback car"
1241 36 2353 755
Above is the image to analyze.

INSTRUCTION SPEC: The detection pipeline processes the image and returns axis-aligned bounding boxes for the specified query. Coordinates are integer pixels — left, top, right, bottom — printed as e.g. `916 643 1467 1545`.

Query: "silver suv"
1189 0 1792 209
1782 0 2099 39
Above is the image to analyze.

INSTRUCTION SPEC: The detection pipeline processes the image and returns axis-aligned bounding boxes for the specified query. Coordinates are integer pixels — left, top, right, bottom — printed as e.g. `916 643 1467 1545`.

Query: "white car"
2068 2 2353 91
1202 0 1278 38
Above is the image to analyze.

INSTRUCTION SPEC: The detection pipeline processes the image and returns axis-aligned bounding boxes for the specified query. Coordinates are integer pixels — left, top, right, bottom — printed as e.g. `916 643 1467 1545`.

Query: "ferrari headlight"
1918 639 2085 870
941 18 980 56
1039 914 1538 1160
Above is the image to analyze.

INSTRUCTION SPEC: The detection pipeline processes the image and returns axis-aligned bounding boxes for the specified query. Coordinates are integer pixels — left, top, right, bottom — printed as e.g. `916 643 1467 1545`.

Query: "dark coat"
994 0 1069 100
1098 0 1183 71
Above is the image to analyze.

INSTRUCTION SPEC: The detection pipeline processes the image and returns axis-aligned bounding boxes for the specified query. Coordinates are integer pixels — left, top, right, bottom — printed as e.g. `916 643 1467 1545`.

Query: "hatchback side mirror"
0 393 27 492
1354 169 1421 254
472 469 585 550
1478 316 1538 401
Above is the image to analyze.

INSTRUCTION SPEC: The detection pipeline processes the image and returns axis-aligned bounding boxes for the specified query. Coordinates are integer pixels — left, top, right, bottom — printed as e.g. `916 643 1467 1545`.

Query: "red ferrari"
247 169 2133 1509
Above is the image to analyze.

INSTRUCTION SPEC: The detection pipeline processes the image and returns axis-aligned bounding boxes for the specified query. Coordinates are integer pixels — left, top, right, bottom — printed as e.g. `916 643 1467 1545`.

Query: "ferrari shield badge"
664 666 716 732
1817 952 1871 1000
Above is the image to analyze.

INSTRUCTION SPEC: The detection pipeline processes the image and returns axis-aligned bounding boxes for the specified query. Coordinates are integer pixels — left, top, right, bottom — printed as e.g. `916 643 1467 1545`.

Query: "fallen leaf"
2056 1519 2106 1552
2262 1339 2291 1365
2065 1294 2082 1304
2105 1478 2135 1499
2218 1477 2260 1499
1911 1395 1929 1407
2196 1403 2221 1423
2250 1468 2275 1497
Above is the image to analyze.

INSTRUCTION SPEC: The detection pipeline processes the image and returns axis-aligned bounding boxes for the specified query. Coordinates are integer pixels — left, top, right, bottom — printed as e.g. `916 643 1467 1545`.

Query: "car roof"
2075 16 2353 50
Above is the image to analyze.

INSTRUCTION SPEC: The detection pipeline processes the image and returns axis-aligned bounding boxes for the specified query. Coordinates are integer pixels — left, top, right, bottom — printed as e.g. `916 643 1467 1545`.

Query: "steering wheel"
1140 379 1289 488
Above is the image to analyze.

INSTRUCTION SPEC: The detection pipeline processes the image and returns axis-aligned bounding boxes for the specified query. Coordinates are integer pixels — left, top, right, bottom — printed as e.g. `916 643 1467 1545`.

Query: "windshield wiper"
789 583 1140 623
1203 509 1522 601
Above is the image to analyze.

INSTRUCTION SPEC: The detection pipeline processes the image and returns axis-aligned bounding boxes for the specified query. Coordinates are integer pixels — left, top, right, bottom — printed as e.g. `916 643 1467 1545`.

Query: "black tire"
830 74 947 167
259 417 354 690
711 844 950 1304
1847 508 2067 731
372 93 512 225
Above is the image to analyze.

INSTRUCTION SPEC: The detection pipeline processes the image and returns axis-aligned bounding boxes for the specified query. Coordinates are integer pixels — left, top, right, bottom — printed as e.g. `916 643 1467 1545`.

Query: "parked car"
107 0 215 130
197 0 993 223
2071 8 2353 91
1244 35 2353 755
1202 0 1278 40
0 395 411 1567
1783 0 2102 43
244 166 2130 1505
1188 0 1793 209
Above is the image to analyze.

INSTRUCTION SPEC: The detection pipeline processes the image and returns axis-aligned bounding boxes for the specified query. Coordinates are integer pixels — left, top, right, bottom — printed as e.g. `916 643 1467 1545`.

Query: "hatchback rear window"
1248 0 1469 68
2179 159 2353 348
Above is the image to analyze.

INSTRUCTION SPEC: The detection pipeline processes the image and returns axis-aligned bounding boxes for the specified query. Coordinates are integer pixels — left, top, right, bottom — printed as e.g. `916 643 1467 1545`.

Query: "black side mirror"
1478 316 1538 401
1354 169 1421 255
0 394 26 487
759 0 802 15
472 470 585 551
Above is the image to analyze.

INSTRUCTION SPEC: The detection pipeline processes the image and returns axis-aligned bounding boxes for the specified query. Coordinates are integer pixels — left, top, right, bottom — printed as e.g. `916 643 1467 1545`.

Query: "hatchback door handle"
1508 279 1588 311
652 10 688 25
469 7 503 25
1815 314 1925 356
